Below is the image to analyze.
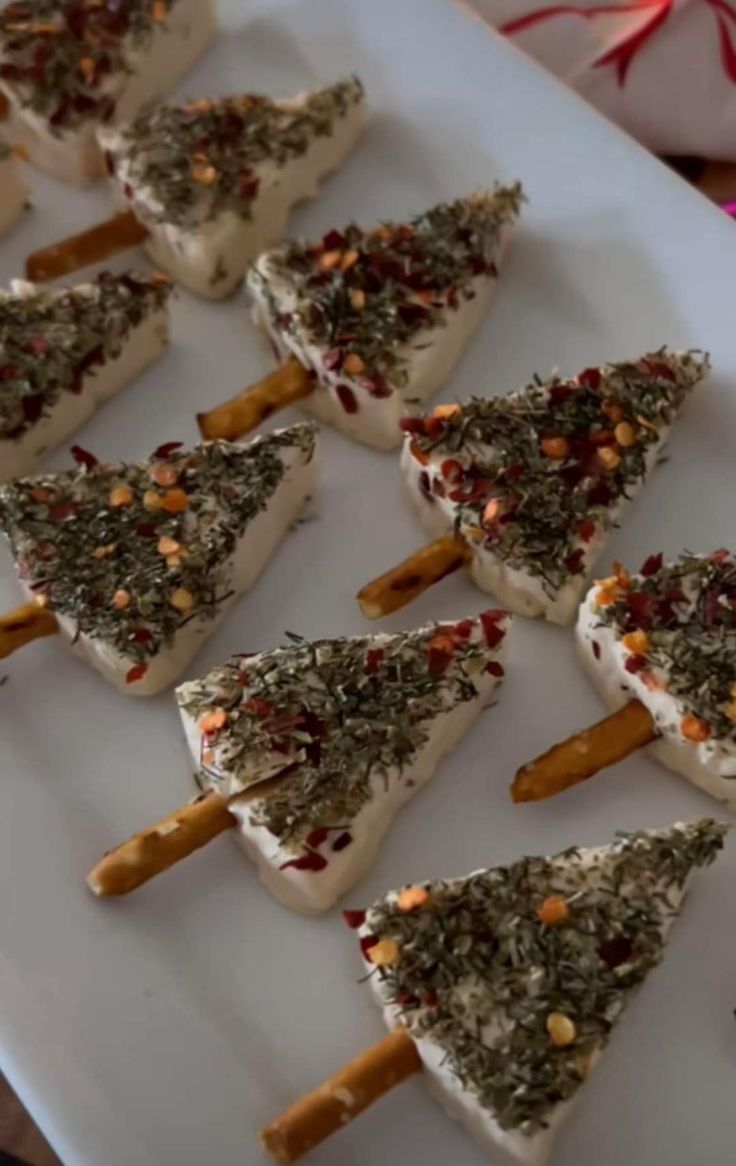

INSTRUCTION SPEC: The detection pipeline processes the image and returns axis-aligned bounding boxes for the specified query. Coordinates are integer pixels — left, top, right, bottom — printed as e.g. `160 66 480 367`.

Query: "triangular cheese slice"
248 186 524 448
0 135 25 238
0 424 318 695
0 272 172 483
578 549 736 809
0 0 217 185
177 610 511 912
401 349 708 624
100 77 366 297
353 819 726 1166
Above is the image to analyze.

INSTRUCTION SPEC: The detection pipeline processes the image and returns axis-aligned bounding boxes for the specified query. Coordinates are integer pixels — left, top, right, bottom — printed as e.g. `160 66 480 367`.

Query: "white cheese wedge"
354 820 726 1166
0 0 217 185
401 350 708 624
0 142 25 237
0 273 172 484
577 550 736 809
248 187 523 448
177 611 511 912
100 78 366 298
0 425 318 695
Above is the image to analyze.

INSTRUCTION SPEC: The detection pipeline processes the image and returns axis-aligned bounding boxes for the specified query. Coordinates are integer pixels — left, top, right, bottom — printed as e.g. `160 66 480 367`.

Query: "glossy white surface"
1 2 735 1165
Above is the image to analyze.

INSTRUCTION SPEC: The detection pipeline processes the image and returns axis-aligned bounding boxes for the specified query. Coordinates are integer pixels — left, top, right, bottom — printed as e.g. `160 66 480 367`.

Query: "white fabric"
468 0 736 159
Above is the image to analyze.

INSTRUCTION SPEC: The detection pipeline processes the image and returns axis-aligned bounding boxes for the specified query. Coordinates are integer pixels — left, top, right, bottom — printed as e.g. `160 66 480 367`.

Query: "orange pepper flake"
151 271 172 286
598 445 621 471
78 56 95 83
151 463 178 488
547 1012 577 1048
191 162 217 186
537 895 569 926
340 249 360 271
541 436 569 460
601 400 624 423
612 562 631 589
160 489 189 513
622 630 649 654
410 440 430 466
92 543 117 559
614 420 637 447
595 588 617 608
199 708 228 734
34 592 49 608
113 588 131 610
396 886 430 912
152 0 168 21
367 938 400 966
184 99 214 114
350 288 366 311
483 498 501 525
31 486 53 504
343 353 365 376
169 587 195 612
464 524 486 544
433 403 461 419
319 250 343 271
681 715 711 743
143 489 163 512
157 535 180 556
109 485 133 507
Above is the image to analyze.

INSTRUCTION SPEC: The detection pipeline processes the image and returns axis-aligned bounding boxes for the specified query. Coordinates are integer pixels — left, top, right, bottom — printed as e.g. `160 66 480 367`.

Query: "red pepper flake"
245 697 274 718
710 548 731 565
152 441 184 460
365 648 384 675
480 609 506 648
360 934 379 957
424 416 445 440
399 417 425 435
306 827 329 849
322 228 345 251
592 640 601 660
642 359 675 382
549 383 574 405
599 935 633 968
336 383 358 414
279 849 328 873
485 661 505 677
70 444 98 471
564 548 585 575
135 522 158 538
625 653 648 674
26 336 49 357
343 909 366 929
626 591 656 628
423 989 439 1007
332 831 353 852
48 500 78 522
131 628 154 643
323 347 343 371
432 478 446 498
577 518 596 543
427 646 452 676
640 552 663 577
453 619 473 639
441 458 464 484
125 662 148 685
577 367 601 389
587 482 612 507
363 377 392 399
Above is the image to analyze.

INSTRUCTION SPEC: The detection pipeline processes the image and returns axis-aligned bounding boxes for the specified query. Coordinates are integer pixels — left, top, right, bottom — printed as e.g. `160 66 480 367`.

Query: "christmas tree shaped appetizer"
359 350 708 624
0 133 26 237
514 550 736 809
87 611 511 904
0 0 217 184
261 820 726 1164
199 186 523 449
0 425 318 694
25 78 367 298
0 271 172 483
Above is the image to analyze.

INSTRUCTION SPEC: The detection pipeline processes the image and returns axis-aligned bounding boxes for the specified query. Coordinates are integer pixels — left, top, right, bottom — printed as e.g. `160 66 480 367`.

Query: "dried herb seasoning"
0 1 178 131
405 350 707 595
105 77 364 229
358 820 725 1134
0 271 171 443
254 185 523 392
0 424 316 682
595 550 736 741
179 612 508 851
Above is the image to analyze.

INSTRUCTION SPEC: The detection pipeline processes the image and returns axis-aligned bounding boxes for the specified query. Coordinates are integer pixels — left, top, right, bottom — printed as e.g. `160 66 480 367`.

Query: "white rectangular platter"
1 2 735 1164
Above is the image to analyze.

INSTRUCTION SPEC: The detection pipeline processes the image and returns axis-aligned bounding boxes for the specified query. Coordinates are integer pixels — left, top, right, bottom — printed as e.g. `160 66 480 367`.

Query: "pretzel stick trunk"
512 698 657 803
261 1027 422 1164
87 790 236 897
0 603 58 659
197 357 313 442
357 534 472 619
26 211 149 283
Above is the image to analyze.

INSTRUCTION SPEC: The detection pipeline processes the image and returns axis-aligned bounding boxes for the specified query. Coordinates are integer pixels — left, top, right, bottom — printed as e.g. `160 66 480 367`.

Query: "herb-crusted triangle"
0 271 172 482
401 349 709 624
177 610 511 912
101 77 366 297
353 819 726 1165
578 549 736 809
248 186 524 448
0 424 318 695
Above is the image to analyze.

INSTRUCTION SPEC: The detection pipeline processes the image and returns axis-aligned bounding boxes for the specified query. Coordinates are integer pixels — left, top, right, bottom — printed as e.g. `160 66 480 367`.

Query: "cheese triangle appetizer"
0 0 217 184
245 187 523 448
0 135 25 237
261 820 727 1164
176 611 510 912
0 424 318 694
0 272 172 483
395 349 708 625
576 550 736 809
99 78 366 298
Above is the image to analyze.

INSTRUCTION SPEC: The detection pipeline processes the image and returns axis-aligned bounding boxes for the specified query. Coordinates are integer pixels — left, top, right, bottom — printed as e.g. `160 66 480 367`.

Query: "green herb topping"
592 549 736 744
357 820 725 1134
179 611 508 857
0 424 316 685
0 271 172 443
105 77 364 229
404 350 707 595
0 1 179 132
254 185 523 395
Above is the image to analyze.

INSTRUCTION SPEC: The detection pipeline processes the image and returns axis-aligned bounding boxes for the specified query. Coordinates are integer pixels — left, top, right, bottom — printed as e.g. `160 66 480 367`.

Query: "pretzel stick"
197 357 313 442
0 603 58 659
512 698 656 803
357 534 472 619
261 1027 422 1163
26 211 149 283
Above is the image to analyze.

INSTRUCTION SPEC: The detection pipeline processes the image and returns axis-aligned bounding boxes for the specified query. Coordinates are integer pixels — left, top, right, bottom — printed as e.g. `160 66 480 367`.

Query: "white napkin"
468 0 736 160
